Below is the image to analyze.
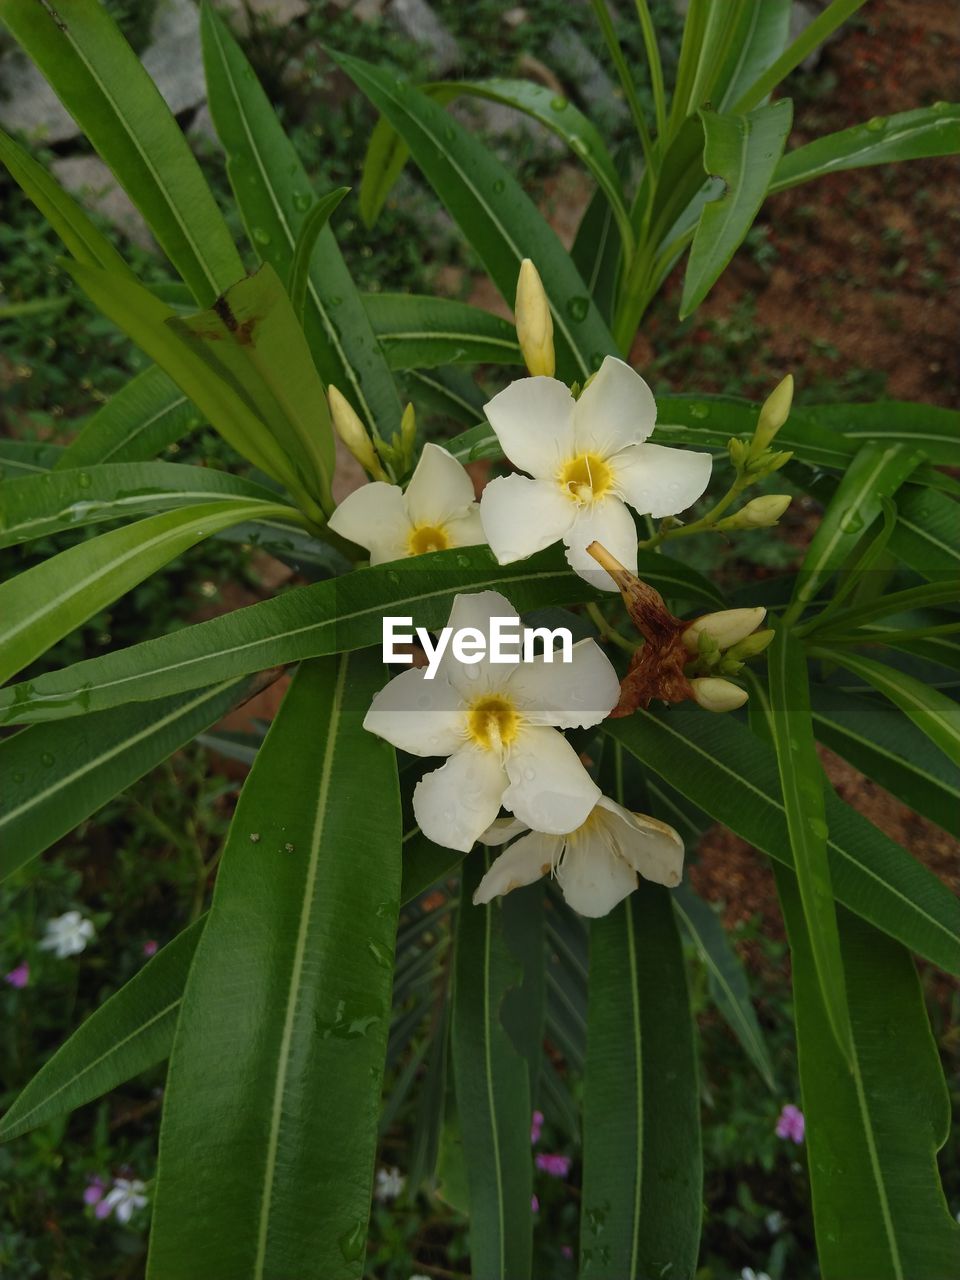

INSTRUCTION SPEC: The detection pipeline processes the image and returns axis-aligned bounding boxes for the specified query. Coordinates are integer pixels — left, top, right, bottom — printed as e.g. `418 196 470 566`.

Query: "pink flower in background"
561 1245 574 1260
535 1153 571 1179
4 962 29 988
530 1110 544 1145
142 940 158 958
83 1176 106 1207
775 1104 805 1144
531 1195 540 1213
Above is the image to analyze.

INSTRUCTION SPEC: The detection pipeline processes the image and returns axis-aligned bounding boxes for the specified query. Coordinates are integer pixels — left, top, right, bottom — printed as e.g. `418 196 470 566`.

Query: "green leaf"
0 499 300 687
0 0 243 303
571 178 623 324
0 126 133 277
500 883 546 1106
0 677 262 880
399 367 487 425
605 706 960 973
148 655 401 1279
890 488 960 580
453 852 533 1280
0 439 65 477
0 462 282 548
813 647 960 766
673 882 775 1090
680 100 793 316
775 868 960 1280
800 398 960 470
56 366 196 469
287 187 350 321
810 684 960 838
400 829 464 905
768 630 852 1058
0 546 712 725
772 103 960 194
582 879 702 1279
333 51 618 380
363 293 522 369
716 0 792 110
201 4 403 439
0 922 203 1141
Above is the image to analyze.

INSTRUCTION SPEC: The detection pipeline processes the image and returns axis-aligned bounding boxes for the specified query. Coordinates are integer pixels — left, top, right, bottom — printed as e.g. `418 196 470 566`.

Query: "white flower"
741 1269 772 1280
101 1177 148 1224
328 442 484 564
479 356 712 590
38 911 95 958
364 591 619 852
473 796 683 918
375 1166 405 1202
764 1211 784 1235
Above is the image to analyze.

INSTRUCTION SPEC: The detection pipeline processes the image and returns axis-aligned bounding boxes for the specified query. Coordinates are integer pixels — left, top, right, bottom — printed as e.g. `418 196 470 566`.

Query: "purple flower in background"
561 1245 574 1260
4 962 29 988
775 1103 805 1144
535 1153 571 1179
531 1195 540 1213
83 1176 106 1207
530 1109 544 1145
142 940 158 958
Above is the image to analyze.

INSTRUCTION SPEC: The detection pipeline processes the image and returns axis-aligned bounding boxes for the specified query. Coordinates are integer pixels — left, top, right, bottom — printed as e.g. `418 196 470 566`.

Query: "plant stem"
586 601 639 653
640 475 750 549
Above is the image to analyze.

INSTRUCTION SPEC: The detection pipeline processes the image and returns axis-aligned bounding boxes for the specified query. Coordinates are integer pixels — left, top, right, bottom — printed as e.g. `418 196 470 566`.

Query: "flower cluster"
84 1174 149 1223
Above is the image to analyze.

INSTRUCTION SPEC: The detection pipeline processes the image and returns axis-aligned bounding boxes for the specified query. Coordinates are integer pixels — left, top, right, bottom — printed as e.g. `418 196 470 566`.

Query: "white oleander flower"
364 592 619 852
100 1177 148 1224
479 356 712 590
473 796 683 918
38 910 95 958
328 442 484 564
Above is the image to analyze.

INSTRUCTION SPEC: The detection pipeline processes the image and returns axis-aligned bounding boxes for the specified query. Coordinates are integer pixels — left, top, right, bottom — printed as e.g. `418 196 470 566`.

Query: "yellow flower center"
407 523 450 555
558 452 613 504
467 695 520 752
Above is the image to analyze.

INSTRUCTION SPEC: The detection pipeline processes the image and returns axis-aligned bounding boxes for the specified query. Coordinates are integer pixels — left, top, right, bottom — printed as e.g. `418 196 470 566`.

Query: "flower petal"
363 667 466 757
479 814 530 846
327 482 411 563
414 747 508 852
434 590 519 697
473 831 561 904
572 356 657 455
612 442 712 518
563 495 638 590
404 443 477 526
503 726 600 834
444 505 486 548
506 638 619 728
596 796 684 887
483 376 576 478
480 474 576 564
556 838 637 917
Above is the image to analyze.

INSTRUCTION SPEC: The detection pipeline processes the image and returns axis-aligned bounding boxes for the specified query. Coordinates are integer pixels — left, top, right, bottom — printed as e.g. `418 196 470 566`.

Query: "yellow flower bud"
720 494 791 530
328 385 386 479
690 677 749 713
752 374 794 453
682 607 766 654
515 258 555 378
400 401 417 455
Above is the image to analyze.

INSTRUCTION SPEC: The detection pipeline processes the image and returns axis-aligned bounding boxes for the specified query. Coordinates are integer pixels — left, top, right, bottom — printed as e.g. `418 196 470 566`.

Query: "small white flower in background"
473 795 683 918
328 442 484 565
375 1166 405 1202
764 1210 785 1235
39 910 95 958
741 1269 771 1280
100 1177 148 1224
364 592 619 852
479 356 712 590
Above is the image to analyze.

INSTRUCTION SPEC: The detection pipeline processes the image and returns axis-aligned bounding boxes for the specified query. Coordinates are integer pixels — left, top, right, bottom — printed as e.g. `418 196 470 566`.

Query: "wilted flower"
99 1177 148 1224
364 592 619 852
4 962 29 988
39 911 95 959
775 1103 805 1144
480 356 712 589
530 1109 544 1145
535 1153 572 1179
375 1166 405 1202
474 797 683 918
328 443 484 564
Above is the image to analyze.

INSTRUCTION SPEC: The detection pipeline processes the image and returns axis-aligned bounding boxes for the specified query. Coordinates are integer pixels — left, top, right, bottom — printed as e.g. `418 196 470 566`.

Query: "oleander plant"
1 1 959 1278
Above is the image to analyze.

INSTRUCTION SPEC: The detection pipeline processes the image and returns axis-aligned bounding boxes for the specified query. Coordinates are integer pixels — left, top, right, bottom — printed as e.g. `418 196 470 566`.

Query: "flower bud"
682 607 766 654
728 437 748 467
328 385 386 479
690 677 749 713
752 374 794 453
400 401 417 457
726 628 775 660
515 258 555 378
720 494 791 530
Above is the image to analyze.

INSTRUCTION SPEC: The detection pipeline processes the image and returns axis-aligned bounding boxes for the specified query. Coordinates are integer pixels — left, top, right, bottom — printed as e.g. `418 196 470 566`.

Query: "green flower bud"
718 494 791 530
328 385 387 480
515 258 555 378
726 628 775 660
752 374 794 454
683 607 767 654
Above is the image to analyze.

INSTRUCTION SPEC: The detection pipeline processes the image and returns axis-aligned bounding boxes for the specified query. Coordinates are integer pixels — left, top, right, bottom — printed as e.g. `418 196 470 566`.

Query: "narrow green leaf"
890 487 960 580
800 399 960 469
201 4 403 438
500 883 546 1106
453 852 533 1280
56 366 196 469
0 499 299 685
0 677 262 879
287 187 350 321
0 922 203 1141
571 178 623 324
0 0 243 303
363 293 521 369
680 100 793 316
333 51 618 381
148 655 401 1279
769 630 852 1058
716 0 792 110
400 829 463 905
0 439 65 477
776 868 960 1280
605 707 960 973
